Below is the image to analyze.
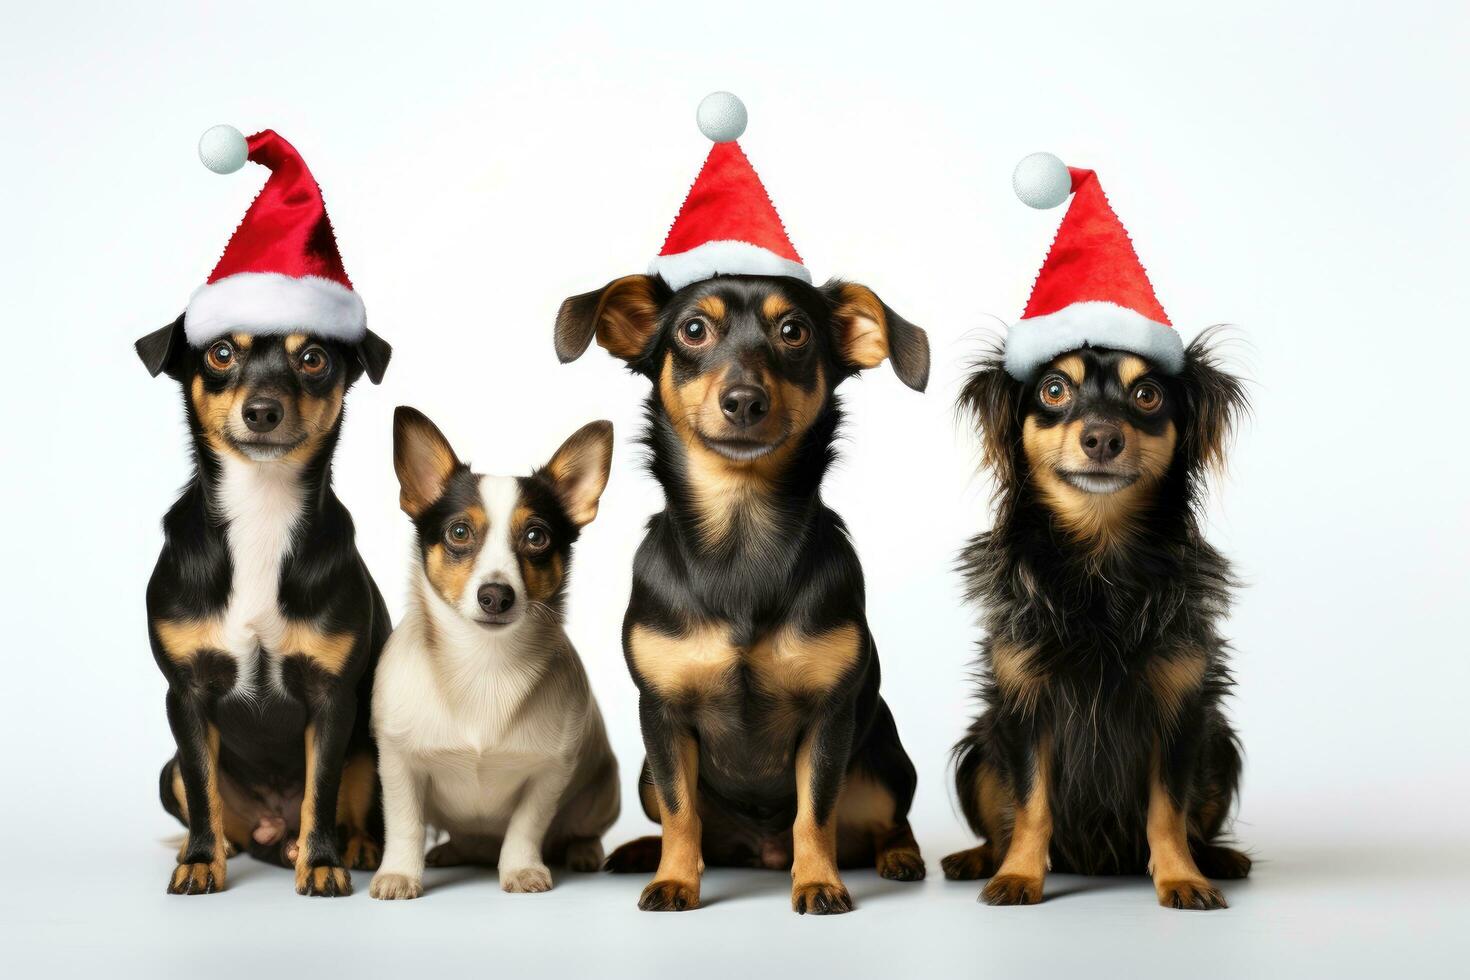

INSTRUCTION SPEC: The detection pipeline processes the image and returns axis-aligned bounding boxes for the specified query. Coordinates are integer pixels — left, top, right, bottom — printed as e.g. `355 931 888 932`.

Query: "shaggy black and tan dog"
942 333 1251 910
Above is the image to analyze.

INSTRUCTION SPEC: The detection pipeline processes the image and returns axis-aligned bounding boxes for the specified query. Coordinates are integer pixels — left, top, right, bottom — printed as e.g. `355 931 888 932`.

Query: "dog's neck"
985 466 1205 597
190 428 337 525
644 396 840 561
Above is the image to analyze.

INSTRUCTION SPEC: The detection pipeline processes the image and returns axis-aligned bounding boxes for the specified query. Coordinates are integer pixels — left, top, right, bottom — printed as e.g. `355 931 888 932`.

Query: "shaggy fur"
942 330 1252 910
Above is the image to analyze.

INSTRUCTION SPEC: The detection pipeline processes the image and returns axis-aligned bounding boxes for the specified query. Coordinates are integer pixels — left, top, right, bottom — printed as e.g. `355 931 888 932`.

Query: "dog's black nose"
1080 422 1125 463
720 385 770 429
242 397 284 434
477 582 516 616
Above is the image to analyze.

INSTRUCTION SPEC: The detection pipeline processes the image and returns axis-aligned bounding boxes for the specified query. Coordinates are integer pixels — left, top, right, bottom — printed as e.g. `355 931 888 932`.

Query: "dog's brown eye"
299 346 329 376
1039 375 1072 408
206 342 234 372
523 523 551 554
779 320 809 348
445 521 474 547
680 318 710 347
1132 381 1163 413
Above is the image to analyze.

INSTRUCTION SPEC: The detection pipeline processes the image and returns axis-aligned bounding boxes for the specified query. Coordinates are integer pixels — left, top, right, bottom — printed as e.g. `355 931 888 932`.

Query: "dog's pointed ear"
136 315 186 379
542 420 614 527
958 349 1022 487
354 328 392 385
825 282 930 391
1178 329 1249 475
393 406 461 518
554 275 664 364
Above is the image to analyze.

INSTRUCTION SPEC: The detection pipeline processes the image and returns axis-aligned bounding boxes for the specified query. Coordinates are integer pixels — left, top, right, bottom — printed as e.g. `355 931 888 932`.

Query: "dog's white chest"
216 456 305 693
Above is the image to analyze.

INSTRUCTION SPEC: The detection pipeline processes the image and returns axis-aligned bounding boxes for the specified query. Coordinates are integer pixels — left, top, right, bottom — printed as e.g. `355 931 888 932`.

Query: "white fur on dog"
215 454 305 698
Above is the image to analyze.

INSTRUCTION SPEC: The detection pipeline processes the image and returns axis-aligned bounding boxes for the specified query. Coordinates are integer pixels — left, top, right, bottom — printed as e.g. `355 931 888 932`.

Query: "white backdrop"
2 1 1466 976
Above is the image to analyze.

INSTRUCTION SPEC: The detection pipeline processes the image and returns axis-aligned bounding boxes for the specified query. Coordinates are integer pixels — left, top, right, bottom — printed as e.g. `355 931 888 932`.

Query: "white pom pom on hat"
198 124 249 175
1012 151 1074 209
696 91 747 143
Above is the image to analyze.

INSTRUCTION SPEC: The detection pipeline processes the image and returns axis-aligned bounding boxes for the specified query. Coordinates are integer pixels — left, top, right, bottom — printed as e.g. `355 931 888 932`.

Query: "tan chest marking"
275 621 356 675
991 640 1047 715
748 624 862 697
1145 650 1207 723
630 622 862 700
154 616 352 674
156 617 226 665
629 624 740 698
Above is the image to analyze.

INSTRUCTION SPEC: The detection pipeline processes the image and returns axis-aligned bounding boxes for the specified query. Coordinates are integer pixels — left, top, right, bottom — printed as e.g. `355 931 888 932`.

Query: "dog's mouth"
696 429 789 463
1057 469 1139 495
473 612 519 629
227 434 306 462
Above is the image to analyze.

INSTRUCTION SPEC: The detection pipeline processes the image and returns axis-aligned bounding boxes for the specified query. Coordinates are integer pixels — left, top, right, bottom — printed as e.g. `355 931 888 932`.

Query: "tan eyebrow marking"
1051 353 1085 385
1118 355 1150 388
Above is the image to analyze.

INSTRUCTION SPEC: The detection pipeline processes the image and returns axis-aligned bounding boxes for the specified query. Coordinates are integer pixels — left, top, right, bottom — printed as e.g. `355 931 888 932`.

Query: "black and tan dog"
941 334 1251 909
555 273 929 914
137 318 391 895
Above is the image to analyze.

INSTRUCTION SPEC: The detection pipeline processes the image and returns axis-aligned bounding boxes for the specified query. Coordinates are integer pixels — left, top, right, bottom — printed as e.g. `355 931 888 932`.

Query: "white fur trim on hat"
1003 300 1185 380
649 240 811 292
184 273 366 346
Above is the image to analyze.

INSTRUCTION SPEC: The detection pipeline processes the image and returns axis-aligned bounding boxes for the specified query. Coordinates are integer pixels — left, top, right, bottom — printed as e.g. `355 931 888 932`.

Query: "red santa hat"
648 93 810 291
1004 152 1184 380
183 125 366 347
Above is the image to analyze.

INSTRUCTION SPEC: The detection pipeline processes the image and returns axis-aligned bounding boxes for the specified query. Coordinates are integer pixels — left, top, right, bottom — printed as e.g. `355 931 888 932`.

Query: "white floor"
8 817 1464 978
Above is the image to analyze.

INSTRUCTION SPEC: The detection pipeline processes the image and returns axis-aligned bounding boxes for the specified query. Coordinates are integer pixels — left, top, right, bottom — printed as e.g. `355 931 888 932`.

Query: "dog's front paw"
792 880 854 915
982 873 1043 906
369 873 423 901
638 879 700 911
564 837 604 872
342 831 381 871
501 864 553 894
877 847 926 882
1157 878 1227 910
1193 843 1252 880
604 836 661 873
296 863 353 897
941 844 996 881
167 861 225 895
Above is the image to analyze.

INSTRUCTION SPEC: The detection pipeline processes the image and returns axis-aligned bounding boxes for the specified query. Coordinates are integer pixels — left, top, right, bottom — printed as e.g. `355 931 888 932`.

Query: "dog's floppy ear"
958 347 1023 487
354 328 392 385
136 315 187 380
542 420 614 527
825 282 930 391
1177 328 1249 475
554 275 664 364
393 406 462 518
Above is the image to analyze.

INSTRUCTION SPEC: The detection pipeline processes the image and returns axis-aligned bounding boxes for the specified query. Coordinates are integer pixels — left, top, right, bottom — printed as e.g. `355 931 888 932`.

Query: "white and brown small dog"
369 407 620 899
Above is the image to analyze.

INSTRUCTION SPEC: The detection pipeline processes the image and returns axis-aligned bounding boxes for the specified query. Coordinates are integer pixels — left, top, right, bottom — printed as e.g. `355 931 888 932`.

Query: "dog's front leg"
164 687 227 894
292 695 355 896
1148 738 1227 910
983 734 1052 905
369 743 427 900
791 707 856 915
638 702 702 911
498 765 574 894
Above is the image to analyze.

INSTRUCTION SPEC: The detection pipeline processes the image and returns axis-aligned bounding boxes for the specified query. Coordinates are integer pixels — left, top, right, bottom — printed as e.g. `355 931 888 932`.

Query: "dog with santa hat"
556 93 930 915
941 153 1252 910
137 126 391 897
